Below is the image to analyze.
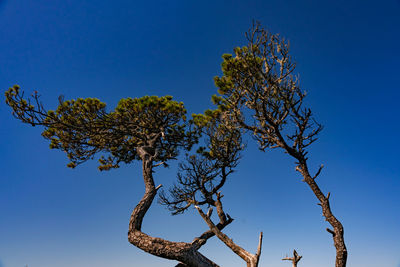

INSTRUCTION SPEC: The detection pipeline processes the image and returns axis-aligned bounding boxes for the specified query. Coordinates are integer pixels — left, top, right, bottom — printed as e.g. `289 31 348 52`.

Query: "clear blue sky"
1 1 399 266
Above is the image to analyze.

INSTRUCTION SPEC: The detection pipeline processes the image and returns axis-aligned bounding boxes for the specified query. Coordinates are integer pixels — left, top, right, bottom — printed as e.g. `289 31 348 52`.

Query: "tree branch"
195 206 263 267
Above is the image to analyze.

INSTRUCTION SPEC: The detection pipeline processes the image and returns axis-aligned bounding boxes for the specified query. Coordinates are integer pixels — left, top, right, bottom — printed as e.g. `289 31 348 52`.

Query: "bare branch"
313 164 324 180
255 232 263 262
282 249 302 267
196 206 262 267
327 228 335 236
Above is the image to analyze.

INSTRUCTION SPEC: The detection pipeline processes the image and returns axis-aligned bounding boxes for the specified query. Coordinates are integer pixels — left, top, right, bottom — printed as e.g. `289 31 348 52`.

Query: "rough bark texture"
127 148 219 267
295 161 347 267
238 118 347 267
266 121 347 267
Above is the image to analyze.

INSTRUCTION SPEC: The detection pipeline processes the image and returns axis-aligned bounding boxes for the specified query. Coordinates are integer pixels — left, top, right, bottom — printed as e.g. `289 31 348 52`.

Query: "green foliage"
214 46 264 97
191 109 220 127
5 86 194 170
212 23 322 155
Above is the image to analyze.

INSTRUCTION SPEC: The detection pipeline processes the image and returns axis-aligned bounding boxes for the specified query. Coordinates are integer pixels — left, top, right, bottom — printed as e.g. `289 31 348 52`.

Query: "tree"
212 22 347 267
5 22 347 267
5 87 222 266
5 85 265 266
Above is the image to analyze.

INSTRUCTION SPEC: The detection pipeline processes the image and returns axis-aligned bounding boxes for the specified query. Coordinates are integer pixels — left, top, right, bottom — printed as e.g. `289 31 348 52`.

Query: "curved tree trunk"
127 152 219 267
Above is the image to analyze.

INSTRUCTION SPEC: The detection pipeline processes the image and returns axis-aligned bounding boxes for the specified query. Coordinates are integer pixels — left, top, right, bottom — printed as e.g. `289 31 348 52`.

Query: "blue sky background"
1 0 399 266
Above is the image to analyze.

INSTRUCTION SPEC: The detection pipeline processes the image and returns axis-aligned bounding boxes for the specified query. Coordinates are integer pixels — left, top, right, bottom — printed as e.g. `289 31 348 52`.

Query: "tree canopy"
6 86 194 170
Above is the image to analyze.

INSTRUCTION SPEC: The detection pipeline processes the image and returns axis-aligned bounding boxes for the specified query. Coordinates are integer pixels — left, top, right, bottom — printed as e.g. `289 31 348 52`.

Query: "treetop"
5 85 193 170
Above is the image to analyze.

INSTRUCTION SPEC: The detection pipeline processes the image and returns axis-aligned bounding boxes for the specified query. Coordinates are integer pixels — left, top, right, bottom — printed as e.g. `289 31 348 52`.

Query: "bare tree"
282 250 302 267
213 22 347 267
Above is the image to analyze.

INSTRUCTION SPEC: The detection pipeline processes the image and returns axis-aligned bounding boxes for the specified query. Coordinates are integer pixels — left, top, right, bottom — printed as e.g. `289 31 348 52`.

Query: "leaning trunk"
297 161 347 267
128 156 219 267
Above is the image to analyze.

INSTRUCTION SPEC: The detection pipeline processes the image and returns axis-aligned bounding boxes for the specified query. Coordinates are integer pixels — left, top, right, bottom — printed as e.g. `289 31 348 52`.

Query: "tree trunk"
296 162 347 267
128 155 219 267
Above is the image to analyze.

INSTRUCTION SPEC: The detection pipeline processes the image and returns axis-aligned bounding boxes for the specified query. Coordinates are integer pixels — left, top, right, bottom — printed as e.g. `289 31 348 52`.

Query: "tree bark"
296 162 347 267
127 152 219 267
266 121 347 267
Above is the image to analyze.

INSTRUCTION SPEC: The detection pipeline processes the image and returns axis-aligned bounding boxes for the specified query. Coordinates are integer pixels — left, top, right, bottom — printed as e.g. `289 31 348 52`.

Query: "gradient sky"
1 1 399 267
